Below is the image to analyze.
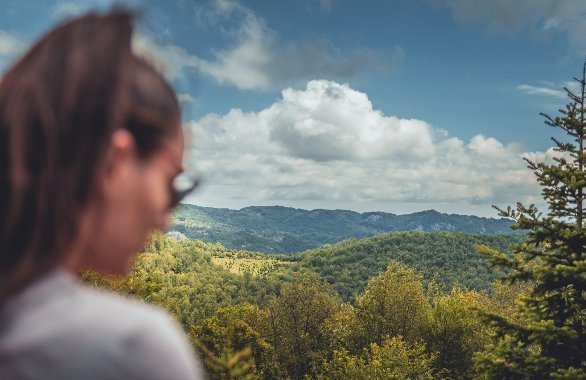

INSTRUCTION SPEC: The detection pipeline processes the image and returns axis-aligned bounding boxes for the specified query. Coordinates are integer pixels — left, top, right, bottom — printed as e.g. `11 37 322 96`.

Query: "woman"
0 10 204 379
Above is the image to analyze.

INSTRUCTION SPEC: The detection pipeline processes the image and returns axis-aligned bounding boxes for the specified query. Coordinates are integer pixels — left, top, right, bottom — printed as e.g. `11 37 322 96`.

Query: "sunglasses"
170 173 200 209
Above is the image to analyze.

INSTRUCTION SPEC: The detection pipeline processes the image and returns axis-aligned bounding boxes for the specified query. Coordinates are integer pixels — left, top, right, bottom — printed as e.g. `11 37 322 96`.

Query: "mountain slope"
171 204 518 254
293 231 523 300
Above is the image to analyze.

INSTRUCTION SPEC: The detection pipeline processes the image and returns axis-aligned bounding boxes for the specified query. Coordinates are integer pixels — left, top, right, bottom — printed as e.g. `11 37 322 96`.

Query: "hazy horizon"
181 200 515 219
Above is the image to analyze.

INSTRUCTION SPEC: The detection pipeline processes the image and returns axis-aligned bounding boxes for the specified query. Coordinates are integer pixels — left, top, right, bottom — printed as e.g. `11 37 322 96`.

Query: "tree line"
84 235 528 379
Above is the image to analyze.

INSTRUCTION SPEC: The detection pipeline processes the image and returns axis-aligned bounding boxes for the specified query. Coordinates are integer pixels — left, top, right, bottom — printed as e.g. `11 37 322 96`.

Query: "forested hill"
170 204 518 253
88 231 528 379
293 231 524 300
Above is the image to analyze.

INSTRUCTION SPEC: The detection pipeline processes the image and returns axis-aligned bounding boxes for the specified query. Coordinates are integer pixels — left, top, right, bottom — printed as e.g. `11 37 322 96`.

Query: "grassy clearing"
212 257 289 277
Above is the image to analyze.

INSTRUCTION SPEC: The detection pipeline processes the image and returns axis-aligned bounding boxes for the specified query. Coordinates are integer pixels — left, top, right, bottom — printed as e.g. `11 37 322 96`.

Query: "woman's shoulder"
1 268 170 339
81 287 205 379
0 269 205 379
78 281 171 330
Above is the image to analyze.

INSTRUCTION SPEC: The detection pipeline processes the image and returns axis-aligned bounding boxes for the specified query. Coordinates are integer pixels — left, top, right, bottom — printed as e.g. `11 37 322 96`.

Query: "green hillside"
83 235 290 325
87 232 527 379
163 229 524 302
171 204 518 254
293 231 523 300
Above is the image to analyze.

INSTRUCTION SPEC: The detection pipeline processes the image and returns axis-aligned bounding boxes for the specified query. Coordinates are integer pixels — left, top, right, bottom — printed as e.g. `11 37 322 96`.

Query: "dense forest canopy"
84 232 530 379
294 231 523 300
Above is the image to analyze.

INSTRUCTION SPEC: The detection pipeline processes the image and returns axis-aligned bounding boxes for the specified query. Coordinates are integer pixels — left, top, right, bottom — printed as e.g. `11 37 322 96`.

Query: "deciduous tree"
356 261 432 346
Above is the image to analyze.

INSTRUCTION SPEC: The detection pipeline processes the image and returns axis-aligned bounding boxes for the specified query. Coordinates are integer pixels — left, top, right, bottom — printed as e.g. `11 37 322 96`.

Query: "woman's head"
0 10 184 294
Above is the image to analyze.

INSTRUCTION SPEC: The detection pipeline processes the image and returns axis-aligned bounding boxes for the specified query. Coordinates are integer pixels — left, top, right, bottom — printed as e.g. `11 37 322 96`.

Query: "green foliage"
428 288 491 379
297 231 522 301
194 340 255 380
264 273 341 379
211 257 288 278
486 279 532 326
322 303 366 355
80 229 536 379
192 305 284 379
474 62 586 378
84 233 284 328
356 262 432 345
318 336 436 379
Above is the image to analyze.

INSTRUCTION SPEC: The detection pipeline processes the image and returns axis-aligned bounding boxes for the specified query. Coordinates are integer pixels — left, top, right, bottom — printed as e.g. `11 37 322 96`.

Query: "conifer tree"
474 61 586 379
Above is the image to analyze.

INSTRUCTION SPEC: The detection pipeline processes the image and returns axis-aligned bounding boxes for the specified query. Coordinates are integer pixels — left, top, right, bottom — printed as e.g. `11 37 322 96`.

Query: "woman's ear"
103 129 137 180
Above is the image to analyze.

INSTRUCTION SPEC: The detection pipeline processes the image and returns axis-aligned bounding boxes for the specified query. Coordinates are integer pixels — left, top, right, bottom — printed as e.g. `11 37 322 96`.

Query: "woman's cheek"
149 171 172 230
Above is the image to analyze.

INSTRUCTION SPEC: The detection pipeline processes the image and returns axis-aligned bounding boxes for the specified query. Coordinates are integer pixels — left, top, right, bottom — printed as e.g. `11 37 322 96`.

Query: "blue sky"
2 0 585 216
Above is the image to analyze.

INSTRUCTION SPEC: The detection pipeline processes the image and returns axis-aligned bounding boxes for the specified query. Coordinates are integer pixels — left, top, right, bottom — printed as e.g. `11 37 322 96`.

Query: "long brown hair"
0 10 180 301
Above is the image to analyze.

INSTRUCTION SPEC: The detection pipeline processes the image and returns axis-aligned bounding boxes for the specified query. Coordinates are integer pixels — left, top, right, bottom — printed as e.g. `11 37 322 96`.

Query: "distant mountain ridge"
170 204 518 254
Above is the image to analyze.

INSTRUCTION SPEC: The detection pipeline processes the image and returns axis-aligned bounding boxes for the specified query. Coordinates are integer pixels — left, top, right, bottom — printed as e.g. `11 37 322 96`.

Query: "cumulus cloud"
136 0 397 90
266 81 435 161
185 80 545 214
437 0 586 54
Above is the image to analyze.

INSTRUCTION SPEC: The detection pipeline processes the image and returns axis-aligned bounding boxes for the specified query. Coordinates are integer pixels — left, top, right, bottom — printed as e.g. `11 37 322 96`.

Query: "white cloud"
266 81 435 161
0 30 24 57
468 135 508 158
177 93 196 105
517 79 583 100
517 84 566 99
196 8 274 90
0 30 25 71
132 33 200 80
185 80 545 215
136 0 397 90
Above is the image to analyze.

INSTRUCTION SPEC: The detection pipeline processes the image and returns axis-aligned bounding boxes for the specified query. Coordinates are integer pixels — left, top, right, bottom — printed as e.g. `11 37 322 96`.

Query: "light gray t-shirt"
0 268 205 379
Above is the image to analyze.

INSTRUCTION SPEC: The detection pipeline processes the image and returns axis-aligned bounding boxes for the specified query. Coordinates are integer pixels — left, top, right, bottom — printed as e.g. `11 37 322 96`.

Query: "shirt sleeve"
117 310 206 380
